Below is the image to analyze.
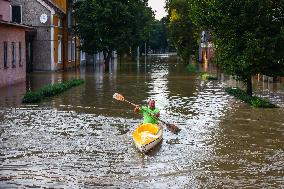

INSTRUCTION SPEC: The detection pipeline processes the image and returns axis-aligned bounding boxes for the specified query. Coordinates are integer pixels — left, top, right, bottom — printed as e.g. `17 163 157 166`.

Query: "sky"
148 0 167 20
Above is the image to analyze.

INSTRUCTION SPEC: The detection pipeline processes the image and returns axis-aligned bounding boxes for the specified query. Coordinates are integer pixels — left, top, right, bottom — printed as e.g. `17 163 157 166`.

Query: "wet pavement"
0 56 283 188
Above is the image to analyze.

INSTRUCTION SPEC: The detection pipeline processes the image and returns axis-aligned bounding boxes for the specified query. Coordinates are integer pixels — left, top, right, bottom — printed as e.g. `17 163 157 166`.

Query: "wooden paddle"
113 93 181 134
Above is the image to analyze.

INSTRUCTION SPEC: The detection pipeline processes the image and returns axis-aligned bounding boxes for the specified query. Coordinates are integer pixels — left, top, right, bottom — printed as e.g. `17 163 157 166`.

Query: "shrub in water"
200 72 218 80
22 79 84 103
225 87 276 108
186 64 198 73
22 91 42 103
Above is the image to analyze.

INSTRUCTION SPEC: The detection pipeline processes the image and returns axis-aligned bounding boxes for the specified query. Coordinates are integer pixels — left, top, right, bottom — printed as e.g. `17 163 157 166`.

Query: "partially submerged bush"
22 91 42 103
200 72 218 80
225 87 277 108
186 64 198 73
22 79 84 103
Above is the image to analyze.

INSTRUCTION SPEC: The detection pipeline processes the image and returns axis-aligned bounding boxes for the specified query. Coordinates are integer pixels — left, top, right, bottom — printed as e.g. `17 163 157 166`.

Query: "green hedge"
200 72 218 80
225 87 277 108
186 64 198 73
22 79 84 103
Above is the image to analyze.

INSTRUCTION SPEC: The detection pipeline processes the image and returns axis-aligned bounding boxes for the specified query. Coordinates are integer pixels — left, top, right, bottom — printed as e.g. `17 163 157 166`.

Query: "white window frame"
58 35 62 63
68 40 71 61
9 5 11 22
58 18 61 27
71 38 75 61
20 5 22 24
80 50 85 61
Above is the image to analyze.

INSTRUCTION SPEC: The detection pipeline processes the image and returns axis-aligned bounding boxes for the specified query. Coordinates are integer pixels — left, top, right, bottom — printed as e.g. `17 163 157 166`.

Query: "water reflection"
0 81 26 106
0 57 284 188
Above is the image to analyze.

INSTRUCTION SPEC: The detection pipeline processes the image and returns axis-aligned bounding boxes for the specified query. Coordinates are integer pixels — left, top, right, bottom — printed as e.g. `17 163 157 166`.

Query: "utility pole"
144 42 146 56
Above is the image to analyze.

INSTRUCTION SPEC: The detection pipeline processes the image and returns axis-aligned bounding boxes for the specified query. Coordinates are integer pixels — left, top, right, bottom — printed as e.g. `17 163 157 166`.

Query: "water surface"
0 56 283 188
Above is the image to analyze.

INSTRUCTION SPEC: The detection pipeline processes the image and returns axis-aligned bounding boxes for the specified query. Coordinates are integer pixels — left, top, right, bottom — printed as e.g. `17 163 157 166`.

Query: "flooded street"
0 56 283 188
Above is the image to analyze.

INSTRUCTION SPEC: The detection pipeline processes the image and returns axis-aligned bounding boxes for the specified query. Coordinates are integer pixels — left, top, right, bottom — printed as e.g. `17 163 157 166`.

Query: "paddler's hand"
150 112 160 118
134 106 140 113
155 112 160 118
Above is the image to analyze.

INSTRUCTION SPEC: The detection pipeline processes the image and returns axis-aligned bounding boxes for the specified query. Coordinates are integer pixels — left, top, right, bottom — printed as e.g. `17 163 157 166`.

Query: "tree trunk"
246 76 252 96
103 51 112 72
273 76 277 83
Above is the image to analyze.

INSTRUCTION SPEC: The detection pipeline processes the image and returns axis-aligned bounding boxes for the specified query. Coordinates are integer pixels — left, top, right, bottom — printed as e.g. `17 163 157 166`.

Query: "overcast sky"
148 0 167 20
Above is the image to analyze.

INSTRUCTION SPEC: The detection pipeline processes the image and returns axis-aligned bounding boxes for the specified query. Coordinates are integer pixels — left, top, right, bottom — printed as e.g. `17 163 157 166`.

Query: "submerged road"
0 56 283 188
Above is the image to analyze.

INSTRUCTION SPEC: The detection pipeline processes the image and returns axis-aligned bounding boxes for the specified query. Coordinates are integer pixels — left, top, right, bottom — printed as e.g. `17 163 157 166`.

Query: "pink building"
0 0 33 88
199 30 215 63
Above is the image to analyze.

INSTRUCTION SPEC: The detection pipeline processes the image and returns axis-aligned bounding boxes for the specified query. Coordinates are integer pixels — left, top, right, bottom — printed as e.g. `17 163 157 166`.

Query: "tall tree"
147 18 169 53
74 0 154 68
166 0 199 63
189 0 284 95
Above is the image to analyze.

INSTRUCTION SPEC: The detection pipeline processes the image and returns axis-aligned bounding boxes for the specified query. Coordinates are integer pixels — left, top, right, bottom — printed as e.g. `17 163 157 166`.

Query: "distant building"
0 0 34 88
199 30 214 63
10 0 81 71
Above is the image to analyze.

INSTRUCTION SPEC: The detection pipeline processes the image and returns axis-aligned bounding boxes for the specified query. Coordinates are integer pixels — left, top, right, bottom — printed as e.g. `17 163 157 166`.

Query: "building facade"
199 30 214 63
0 0 34 88
10 0 80 71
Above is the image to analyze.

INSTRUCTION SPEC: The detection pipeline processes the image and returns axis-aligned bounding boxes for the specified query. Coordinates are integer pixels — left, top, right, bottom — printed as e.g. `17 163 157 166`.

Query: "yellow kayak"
132 123 163 153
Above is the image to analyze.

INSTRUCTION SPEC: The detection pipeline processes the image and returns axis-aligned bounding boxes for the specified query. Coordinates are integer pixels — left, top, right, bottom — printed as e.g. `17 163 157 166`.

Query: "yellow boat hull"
132 123 163 153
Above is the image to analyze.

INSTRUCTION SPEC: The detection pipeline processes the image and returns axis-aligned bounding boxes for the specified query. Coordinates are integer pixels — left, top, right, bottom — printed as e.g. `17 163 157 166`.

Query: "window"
58 35 62 63
68 40 71 61
12 42 16 67
58 18 61 27
19 42 22 66
67 5 75 29
71 39 75 61
68 10 71 29
4 42 8 68
80 50 85 61
11 5 22 24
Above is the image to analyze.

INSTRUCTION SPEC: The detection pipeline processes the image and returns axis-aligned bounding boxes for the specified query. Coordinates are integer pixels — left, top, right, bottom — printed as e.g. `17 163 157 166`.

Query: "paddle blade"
113 93 125 101
166 123 181 134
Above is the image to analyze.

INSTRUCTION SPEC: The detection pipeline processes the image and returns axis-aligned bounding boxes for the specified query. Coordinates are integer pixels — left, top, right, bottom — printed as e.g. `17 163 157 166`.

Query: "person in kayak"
134 99 160 124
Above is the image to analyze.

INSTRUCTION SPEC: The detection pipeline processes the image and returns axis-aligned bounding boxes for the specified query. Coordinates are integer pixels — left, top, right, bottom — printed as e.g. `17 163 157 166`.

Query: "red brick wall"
0 24 26 88
0 0 11 22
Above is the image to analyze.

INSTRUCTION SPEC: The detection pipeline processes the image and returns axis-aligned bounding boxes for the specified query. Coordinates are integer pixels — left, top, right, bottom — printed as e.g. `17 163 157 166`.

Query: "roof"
0 20 35 31
41 0 66 16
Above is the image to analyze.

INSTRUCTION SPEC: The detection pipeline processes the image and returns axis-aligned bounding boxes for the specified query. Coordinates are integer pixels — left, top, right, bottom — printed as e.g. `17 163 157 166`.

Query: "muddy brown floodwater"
0 56 283 188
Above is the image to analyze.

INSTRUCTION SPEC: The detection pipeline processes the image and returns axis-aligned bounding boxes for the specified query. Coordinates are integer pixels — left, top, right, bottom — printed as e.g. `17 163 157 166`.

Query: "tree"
189 0 284 95
165 0 199 63
74 0 154 68
147 18 169 53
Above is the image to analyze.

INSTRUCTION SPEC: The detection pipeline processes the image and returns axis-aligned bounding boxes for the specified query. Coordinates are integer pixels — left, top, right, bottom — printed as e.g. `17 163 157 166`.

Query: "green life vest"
140 106 159 124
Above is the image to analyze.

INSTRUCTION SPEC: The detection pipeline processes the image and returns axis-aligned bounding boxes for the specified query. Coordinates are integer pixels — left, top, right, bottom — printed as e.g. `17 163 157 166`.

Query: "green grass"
22 79 85 103
225 87 277 108
186 63 198 73
200 72 218 80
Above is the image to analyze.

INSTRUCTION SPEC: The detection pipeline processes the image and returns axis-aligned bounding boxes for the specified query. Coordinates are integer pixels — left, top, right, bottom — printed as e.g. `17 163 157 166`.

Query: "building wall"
52 0 66 12
199 45 215 63
0 0 11 22
0 24 26 88
53 14 64 70
12 0 53 70
10 0 80 71
64 0 80 69
33 24 52 70
12 0 50 26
